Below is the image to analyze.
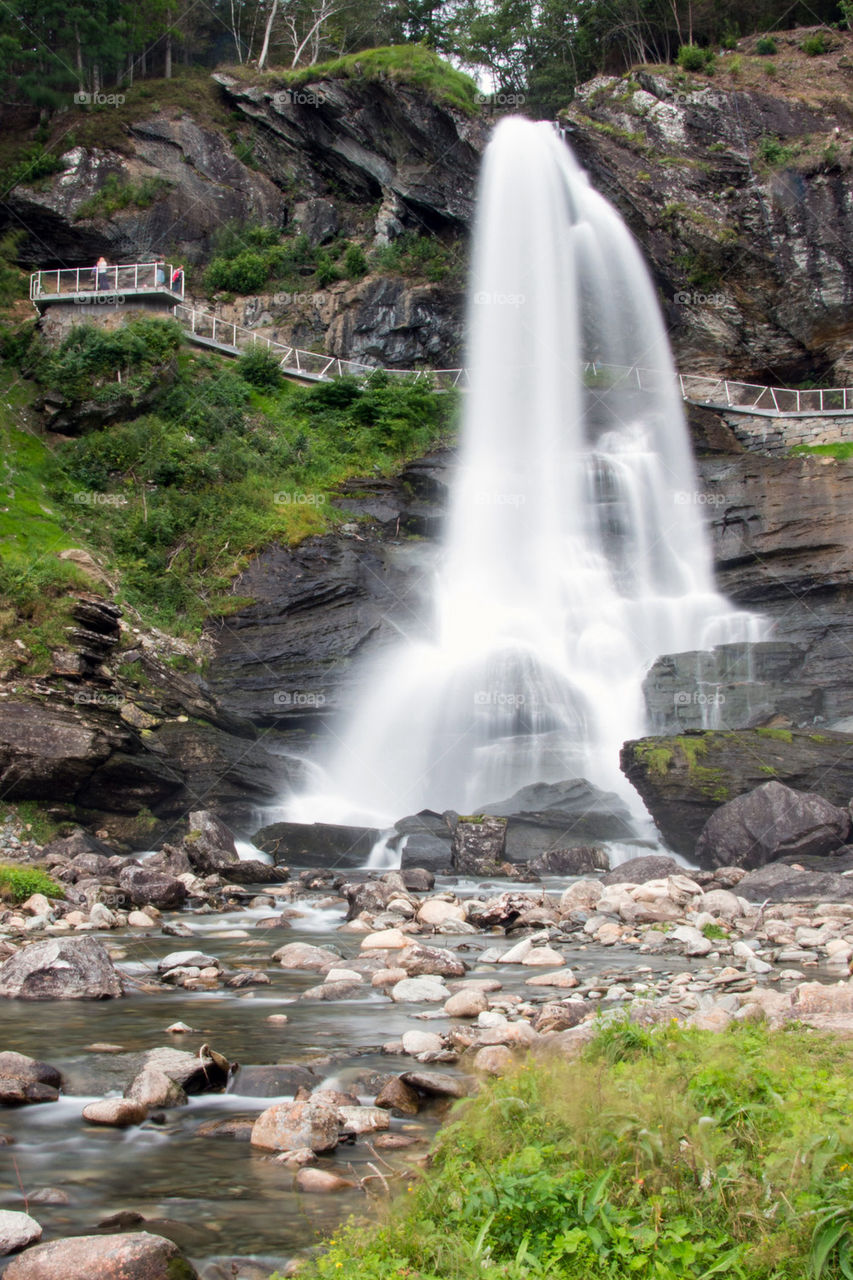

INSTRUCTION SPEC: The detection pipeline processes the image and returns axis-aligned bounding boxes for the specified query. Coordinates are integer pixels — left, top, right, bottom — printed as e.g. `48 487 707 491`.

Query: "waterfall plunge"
285 118 763 829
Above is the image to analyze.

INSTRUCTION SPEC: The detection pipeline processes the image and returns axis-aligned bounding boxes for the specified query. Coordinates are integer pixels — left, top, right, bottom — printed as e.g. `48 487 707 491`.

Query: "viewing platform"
29 262 184 310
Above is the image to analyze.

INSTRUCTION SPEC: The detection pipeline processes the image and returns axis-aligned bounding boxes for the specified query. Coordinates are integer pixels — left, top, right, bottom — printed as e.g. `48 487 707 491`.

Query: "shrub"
756 35 778 54
343 243 368 281
802 32 828 55
758 134 796 166
677 43 710 71
0 864 65 902
236 347 284 388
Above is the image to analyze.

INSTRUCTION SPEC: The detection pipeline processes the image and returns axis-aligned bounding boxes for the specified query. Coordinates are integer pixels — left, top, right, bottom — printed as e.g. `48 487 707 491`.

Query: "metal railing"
26 270 853 414
29 262 184 301
173 303 468 388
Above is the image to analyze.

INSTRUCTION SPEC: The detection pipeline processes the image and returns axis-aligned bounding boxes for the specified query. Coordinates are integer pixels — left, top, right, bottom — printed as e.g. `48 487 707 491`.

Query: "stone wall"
721 411 853 456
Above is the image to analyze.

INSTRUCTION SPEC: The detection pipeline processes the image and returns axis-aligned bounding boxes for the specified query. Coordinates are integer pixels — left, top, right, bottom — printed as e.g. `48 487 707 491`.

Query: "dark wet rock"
602 856 682 886
481 779 635 861
399 1070 473 1099
118 866 188 910
374 1076 420 1115
695 781 850 870
195 1116 255 1140
394 812 454 872
737 862 853 903
228 1064 316 1098
224 969 271 989
0 1052 61 1105
2 1230 200 1279
451 817 507 875
254 821 382 870
528 845 609 876
293 197 338 245
341 878 398 920
401 867 436 892
182 810 240 875
621 729 853 857
0 937 122 1000
219 860 287 886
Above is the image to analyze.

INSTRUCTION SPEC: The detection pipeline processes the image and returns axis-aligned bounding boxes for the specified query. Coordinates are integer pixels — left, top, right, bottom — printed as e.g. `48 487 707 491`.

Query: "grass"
297 1022 853 1280
0 801 65 844
228 45 481 116
0 318 459 639
791 442 853 460
0 863 64 902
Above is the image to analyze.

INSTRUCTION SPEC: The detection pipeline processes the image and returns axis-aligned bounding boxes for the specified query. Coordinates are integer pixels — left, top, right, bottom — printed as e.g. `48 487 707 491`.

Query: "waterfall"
283 117 763 830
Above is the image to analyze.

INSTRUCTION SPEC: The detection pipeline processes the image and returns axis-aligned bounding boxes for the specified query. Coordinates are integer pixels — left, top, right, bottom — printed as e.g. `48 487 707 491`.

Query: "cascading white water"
284 117 763 829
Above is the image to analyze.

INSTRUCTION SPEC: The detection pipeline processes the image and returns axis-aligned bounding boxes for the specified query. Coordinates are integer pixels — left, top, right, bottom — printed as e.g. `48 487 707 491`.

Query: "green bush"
758 134 796 166
0 864 65 902
75 173 171 221
755 35 777 54
802 32 828 55
677 43 711 71
236 347 284 388
343 243 368 281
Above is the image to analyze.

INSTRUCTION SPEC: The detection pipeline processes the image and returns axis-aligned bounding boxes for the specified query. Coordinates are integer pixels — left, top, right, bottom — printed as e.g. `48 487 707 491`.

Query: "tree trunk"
257 0 279 70
165 11 172 78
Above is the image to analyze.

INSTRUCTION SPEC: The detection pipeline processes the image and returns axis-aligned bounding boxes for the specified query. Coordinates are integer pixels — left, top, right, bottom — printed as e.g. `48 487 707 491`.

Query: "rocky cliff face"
563 29 853 381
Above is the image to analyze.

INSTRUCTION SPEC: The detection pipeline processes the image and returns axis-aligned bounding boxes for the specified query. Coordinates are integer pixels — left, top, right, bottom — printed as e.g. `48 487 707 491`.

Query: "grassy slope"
300 1021 853 1280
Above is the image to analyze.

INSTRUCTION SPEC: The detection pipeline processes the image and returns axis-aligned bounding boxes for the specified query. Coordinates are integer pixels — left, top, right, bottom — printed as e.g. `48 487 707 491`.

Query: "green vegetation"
677 44 716 73
755 727 794 742
756 36 778 54
2 321 458 636
270 45 480 116
791 442 853 460
702 922 729 940
300 1022 853 1280
203 221 463 297
74 173 172 221
0 802 64 844
801 32 828 55
0 144 66 193
756 135 798 167
0 863 64 902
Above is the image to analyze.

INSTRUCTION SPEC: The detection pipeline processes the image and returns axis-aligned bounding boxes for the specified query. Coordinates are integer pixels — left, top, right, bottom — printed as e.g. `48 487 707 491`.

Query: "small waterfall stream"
285 117 763 830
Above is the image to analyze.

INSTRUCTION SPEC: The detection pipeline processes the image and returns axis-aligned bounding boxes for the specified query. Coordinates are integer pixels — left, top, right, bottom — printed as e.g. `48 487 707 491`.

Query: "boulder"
0 1051 61 1105
400 1071 472 1099
444 989 488 1018
395 813 453 873
182 810 240 875
253 821 382 869
273 942 340 972
398 943 467 979
137 1046 230 1094
737 862 853 903
2 1231 199 1279
117 867 187 910
82 1098 148 1127
0 1211 42 1255
125 1068 188 1108
602 856 681 886
295 1167 355 1193
0 937 122 999
374 1076 420 1115
528 845 609 876
695 781 850 870
416 899 466 927
251 1094 341 1153
481 779 635 861
338 1105 390 1134
391 976 447 1003
621 730 853 857
472 1045 515 1075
